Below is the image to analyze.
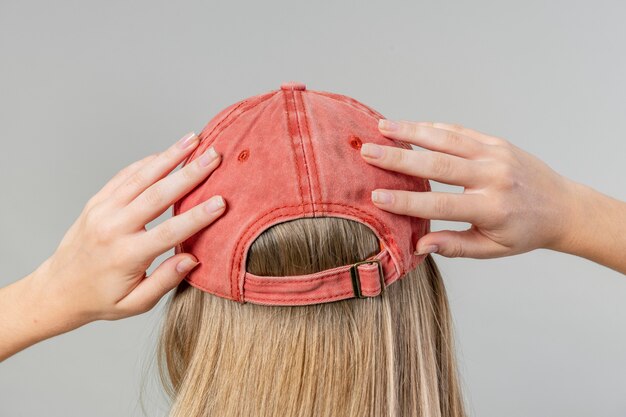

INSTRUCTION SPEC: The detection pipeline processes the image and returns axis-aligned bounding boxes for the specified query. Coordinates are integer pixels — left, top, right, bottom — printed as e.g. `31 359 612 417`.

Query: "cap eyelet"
238 149 250 162
349 135 362 150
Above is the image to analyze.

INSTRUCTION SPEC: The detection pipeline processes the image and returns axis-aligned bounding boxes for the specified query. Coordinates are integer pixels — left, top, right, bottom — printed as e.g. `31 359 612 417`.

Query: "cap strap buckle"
349 259 385 298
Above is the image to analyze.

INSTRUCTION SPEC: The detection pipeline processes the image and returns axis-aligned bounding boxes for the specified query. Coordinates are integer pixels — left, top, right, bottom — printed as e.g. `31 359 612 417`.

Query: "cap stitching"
282 91 306 212
292 89 316 216
297 91 323 213
245 258 395 285
248 290 363 303
203 91 279 145
186 92 280 165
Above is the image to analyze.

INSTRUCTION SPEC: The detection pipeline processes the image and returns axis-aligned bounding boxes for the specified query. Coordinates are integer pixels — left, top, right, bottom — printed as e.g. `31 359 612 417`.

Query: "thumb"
416 227 507 259
116 254 199 317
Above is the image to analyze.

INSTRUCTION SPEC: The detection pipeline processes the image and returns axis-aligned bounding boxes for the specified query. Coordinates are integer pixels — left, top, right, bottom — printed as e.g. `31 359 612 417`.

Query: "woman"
1 114 624 415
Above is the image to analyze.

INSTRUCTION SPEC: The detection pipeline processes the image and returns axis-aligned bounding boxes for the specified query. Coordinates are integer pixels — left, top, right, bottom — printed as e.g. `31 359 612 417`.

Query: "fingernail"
198 146 219 167
178 132 198 149
371 190 394 204
414 245 439 255
205 195 225 213
378 119 399 132
361 143 384 159
176 258 199 273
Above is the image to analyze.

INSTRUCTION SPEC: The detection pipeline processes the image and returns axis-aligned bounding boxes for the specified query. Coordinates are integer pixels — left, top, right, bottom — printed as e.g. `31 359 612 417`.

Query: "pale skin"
1 121 625 362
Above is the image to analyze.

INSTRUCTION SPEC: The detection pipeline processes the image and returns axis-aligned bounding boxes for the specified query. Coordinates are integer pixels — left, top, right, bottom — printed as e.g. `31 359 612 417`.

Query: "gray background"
1 0 625 416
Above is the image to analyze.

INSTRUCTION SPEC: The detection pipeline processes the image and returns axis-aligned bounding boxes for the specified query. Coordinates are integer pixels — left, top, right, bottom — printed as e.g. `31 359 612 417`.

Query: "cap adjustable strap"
241 248 397 306
349 259 385 298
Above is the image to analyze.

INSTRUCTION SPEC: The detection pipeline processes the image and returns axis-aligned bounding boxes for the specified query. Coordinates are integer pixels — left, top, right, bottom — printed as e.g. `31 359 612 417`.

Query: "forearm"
0 260 90 361
549 178 626 274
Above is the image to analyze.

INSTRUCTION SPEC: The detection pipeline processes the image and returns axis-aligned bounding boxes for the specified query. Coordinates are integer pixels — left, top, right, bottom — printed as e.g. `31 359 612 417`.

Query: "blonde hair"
157 217 466 417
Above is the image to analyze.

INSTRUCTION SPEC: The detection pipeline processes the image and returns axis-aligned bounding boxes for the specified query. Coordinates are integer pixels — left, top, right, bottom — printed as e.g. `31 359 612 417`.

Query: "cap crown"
174 83 430 305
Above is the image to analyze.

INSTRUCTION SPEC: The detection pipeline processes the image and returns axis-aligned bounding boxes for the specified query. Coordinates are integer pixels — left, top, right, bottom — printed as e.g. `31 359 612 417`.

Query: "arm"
549 179 626 273
360 119 626 274
0 132 226 362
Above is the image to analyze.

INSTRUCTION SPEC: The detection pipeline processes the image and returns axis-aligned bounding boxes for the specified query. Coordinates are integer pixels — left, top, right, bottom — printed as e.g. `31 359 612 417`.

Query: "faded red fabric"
174 82 431 306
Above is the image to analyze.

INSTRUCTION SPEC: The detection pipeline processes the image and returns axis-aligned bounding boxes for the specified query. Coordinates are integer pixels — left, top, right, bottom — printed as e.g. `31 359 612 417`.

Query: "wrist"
0 261 90 361
27 257 96 330
543 176 588 254
545 176 626 273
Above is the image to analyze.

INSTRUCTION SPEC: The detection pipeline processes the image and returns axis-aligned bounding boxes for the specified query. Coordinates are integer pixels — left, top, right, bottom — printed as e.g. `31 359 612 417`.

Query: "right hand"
32 132 225 326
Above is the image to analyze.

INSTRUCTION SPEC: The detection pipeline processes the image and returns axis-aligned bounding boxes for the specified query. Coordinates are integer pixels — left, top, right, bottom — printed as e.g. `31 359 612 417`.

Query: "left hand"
360 119 576 259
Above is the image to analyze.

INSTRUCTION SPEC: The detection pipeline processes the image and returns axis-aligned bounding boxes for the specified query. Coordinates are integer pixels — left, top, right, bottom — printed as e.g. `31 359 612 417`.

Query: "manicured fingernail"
378 119 399 132
199 146 219 167
371 190 394 204
414 245 439 255
178 132 198 149
205 195 225 213
361 143 384 159
176 258 199 273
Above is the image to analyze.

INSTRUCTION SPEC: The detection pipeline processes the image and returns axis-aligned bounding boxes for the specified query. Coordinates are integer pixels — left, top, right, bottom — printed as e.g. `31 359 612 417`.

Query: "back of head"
157 217 466 417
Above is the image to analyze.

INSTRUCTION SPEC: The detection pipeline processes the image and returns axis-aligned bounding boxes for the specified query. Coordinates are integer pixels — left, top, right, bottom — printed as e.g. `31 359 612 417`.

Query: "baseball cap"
174 82 431 306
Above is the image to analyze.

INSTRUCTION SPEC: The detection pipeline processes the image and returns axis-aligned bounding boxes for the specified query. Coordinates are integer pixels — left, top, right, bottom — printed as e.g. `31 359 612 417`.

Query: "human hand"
32 132 225 325
360 120 577 259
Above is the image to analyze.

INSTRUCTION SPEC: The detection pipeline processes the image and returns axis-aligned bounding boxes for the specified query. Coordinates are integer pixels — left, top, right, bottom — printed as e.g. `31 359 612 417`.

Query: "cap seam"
307 90 412 150
205 91 279 142
292 88 316 216
297 91 323 213
307 90 384 121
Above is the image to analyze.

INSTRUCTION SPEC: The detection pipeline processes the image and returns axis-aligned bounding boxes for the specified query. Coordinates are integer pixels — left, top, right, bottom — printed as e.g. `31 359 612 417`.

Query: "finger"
360 143 489 187
115 254 199 316
89 153 159 206
409 121 505 146
138 195 226 259
415 227 510 259
113 132 200 206
378 119 487 159
122 146 222 228
370 189 487 223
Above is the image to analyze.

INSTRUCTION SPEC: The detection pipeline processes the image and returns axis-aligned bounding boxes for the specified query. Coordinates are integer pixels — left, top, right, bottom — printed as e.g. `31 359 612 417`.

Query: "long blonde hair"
157 217 466 417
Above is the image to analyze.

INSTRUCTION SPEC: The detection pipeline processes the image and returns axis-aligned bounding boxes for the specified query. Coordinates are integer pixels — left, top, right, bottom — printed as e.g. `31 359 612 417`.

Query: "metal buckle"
349 259 385 298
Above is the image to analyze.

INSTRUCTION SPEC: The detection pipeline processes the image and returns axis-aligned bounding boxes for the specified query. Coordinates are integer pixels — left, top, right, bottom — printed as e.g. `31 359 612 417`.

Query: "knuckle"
491 195 513 224
83 206 113 240
395 193 410 212
84 195 100 211
450 123 464 131
404 122 419 139
494 161 520 190
142 184 164 206
430 152 454 178
109 242 136 266
155 223 177 244
126 170 147 190
164 144 180 160
181 165 197 182
191 204 209 224
433 194 452 218
387 147 406 166
447 241 465 258
93 221 117 243
445 130 464 148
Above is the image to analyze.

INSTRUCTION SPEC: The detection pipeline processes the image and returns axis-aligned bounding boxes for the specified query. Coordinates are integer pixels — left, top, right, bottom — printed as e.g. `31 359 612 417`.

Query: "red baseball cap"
174 82 431 306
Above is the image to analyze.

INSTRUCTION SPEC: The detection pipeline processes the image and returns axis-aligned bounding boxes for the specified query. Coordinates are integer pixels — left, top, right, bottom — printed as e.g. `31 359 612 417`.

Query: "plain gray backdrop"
1 0 625 416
